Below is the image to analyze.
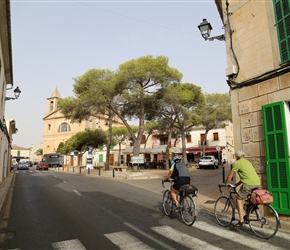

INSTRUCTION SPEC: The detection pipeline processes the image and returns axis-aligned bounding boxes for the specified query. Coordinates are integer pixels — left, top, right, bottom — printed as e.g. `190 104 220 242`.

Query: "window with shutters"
262 101 290 215
273 0 290 63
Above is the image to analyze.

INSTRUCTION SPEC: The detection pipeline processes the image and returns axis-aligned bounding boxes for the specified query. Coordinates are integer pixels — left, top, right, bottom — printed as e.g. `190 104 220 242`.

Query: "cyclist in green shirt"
225 150 260 227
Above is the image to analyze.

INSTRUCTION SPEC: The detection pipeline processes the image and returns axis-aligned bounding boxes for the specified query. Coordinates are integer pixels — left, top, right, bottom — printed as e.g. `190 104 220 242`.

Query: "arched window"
58 122 71 132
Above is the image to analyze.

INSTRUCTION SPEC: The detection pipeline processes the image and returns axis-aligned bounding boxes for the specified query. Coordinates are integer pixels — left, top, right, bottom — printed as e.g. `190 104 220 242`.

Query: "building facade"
215 0 290 215
0 0 17 184
11 145 30 163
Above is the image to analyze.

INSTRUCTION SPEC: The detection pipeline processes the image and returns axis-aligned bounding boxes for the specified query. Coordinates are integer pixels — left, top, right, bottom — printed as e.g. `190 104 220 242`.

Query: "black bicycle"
162 179 198 226
214 183 280 239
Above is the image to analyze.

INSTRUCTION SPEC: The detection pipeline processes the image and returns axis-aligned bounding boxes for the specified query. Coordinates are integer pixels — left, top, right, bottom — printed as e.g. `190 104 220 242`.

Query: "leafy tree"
35 148 43 156
109 126 138 165
59 69 116 170
199 92 232 158
59 55 182 172
58 129 107 155
115 55 182 171
56 142 64 153
152 83 205 164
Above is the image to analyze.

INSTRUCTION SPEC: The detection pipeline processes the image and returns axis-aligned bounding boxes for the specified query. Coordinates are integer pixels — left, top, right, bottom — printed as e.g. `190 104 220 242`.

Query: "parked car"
198 156 219 169
26 161 33 167
36 162 49 170
17 162 29 170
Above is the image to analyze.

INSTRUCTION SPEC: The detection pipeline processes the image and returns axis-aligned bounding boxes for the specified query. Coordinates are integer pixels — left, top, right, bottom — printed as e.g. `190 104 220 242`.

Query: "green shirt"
232 158 260 186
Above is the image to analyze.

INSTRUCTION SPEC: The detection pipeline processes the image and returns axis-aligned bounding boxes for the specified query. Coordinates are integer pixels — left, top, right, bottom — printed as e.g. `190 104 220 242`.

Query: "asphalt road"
0 167 289 250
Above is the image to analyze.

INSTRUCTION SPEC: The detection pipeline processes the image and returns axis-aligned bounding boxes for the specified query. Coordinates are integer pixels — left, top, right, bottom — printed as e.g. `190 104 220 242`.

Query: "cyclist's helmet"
172 155 181 162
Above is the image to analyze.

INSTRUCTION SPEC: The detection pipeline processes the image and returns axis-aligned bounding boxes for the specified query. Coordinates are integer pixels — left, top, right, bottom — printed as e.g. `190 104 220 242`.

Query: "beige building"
213 0 290 216
0 0 19 184
43 88 125 166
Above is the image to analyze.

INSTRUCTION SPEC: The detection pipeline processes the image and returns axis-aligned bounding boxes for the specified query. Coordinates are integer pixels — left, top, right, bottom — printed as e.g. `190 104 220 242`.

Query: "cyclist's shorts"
237 184 260 200
173 177 191 190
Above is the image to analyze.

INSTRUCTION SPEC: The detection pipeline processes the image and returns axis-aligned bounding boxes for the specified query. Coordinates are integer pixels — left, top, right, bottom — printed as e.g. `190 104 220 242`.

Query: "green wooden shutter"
273 0 290 63
98 154 103 163
262 101 290 215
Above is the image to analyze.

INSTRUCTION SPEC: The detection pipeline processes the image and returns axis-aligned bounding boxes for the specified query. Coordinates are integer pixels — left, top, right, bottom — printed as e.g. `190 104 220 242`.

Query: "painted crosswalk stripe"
51 239 86 250
152 226 223 250
105 231 154 250
193 221 285 250
124 222 175 250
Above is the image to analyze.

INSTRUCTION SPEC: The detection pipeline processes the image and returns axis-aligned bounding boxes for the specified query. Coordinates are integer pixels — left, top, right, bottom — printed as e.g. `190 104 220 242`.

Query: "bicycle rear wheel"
214 196 235 226
248 204 279 239
180 195 197 226
162 190 173 216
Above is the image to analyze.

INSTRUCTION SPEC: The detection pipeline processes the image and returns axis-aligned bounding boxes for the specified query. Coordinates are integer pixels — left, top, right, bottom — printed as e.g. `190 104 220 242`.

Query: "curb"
0 173 14 214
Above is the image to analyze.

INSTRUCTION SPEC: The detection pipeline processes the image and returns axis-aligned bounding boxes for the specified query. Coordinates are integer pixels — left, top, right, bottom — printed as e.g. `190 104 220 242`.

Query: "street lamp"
5 86 21 101
198 18 225 41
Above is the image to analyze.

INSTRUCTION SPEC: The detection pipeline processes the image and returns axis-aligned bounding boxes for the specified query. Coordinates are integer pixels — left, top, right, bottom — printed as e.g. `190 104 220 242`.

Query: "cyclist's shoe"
234 221 245 228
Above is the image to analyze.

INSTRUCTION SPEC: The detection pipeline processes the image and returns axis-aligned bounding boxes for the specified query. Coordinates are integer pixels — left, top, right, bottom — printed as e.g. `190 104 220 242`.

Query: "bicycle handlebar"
162 178 174 188
218 183 237 194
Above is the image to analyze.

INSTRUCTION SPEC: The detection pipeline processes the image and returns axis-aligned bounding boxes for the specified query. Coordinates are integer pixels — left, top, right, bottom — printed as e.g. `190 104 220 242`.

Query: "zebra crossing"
14 170 50 174
6 218 290 249
106 221 289 250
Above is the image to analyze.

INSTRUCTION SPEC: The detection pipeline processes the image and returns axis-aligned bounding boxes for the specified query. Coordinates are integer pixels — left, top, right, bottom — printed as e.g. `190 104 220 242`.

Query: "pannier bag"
250 189 274 205
180 184 198 197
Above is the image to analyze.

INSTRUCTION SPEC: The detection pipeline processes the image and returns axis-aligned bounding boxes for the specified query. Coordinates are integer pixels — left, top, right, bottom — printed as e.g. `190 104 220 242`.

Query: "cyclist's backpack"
180 184 198 197
250 189 274 205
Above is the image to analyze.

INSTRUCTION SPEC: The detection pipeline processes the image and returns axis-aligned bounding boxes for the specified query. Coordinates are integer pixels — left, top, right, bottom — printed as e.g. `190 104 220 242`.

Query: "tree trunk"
105 111 113 170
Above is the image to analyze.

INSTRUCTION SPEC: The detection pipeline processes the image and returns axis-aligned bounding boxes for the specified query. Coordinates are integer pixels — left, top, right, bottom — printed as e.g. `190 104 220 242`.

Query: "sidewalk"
0 172 14 214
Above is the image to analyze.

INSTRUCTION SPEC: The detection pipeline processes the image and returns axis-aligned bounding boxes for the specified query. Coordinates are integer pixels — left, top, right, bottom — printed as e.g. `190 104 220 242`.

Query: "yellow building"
42 88 125 166
214 0 290 215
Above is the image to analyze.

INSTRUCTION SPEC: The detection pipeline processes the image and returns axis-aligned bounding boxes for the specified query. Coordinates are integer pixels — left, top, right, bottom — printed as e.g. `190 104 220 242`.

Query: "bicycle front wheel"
162 190 173 216
248 204 279 239
180 195 197 226
214 196 235 227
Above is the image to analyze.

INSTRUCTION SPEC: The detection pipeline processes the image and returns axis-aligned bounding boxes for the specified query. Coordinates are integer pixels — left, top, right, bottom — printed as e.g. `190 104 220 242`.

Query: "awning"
13 156 29 159
187 147 224 154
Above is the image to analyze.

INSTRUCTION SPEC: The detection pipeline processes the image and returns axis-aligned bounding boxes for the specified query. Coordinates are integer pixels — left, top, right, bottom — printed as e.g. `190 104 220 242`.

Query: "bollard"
88 168 90 175
113 168 115 178
222 166 225 183
79 167 81 174
73 167 74 173
98 167 101 176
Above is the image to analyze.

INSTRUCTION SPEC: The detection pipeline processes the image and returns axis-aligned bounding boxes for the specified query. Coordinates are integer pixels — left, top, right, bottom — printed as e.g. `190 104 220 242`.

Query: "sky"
6 0 228 148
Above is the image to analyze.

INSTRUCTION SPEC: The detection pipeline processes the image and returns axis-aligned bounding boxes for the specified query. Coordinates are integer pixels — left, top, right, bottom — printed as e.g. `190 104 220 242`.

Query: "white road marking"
105 231 154 250
124 222 175 250
193 221 286 250
152 225 223 250
52 239 86 250
73 190 82 196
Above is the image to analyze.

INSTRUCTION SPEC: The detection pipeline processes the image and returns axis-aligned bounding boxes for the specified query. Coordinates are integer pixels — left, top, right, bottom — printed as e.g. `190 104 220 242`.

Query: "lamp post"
5 86 21 101
198 18 225 41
